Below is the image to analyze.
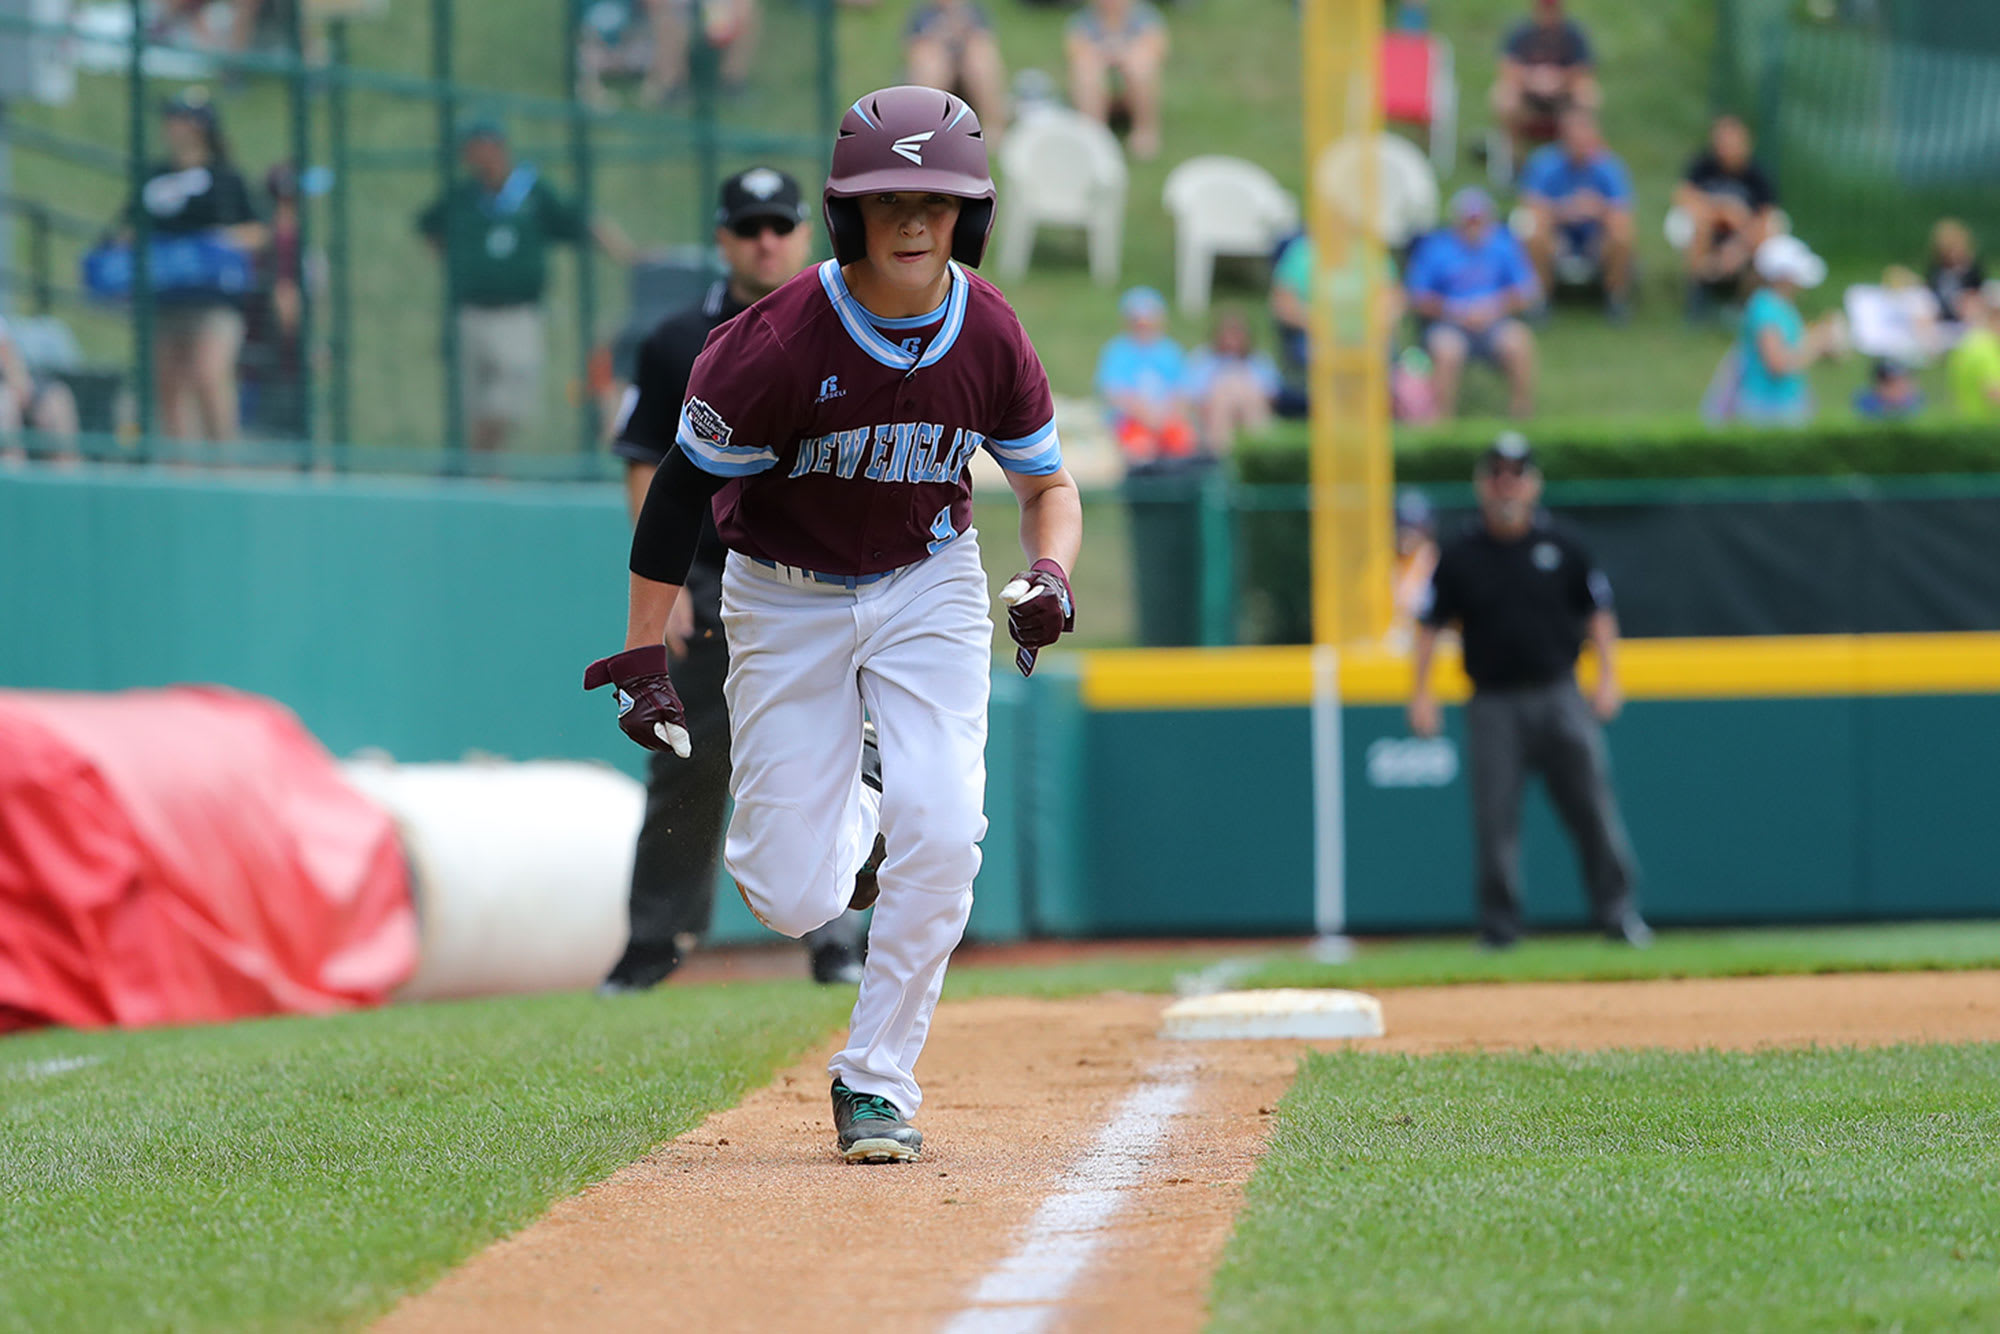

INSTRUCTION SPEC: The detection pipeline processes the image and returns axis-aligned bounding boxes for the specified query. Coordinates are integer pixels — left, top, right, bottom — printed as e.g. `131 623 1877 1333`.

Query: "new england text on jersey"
783 422 1042 485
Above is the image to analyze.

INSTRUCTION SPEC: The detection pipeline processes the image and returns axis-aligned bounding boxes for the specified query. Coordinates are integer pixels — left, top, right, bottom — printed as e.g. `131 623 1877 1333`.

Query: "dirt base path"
376 971 2000 1334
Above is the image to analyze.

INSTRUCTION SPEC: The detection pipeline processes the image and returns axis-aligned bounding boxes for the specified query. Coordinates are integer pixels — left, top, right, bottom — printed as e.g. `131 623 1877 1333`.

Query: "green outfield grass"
0 983 848 1334
1242 920 2000 991
1210 1042 2000 1333
944 921 2000 1000
4 923 1994 1332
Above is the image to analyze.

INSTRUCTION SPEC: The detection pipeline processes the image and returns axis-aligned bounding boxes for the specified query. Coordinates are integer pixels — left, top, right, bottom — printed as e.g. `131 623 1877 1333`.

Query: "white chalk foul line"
940 1058 1198 1334
6 1055 102 1081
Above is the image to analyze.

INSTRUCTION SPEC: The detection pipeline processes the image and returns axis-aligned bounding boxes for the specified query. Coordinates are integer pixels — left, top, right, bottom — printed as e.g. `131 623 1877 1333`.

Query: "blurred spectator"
418 121 637 452
1673 114 1778 298
1388 487 1439 646
1390 0 1430 33
151 0 273 56
1066 0 1170 160
577 0 662 107
1947 293 2000 420
1730 235 1837 426
116 88 267 444
1181 310 1278 454
1097 286 1197 472
1519 107 1634 320
240 163 310 439
1852 359 1924 421
0 314 79 460
1268 225 1402 410
1490 0 1598 170
904 2 1008 133
644 0 761 98
1407 187 1540 419
1924 218 1985 327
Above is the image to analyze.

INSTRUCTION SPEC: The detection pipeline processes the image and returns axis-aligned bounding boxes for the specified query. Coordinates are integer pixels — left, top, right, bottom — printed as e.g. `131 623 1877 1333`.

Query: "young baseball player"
584 85 1082 1164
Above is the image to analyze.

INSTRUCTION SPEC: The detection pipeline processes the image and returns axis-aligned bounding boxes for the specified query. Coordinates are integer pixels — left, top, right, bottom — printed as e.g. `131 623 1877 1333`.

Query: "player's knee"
732 875 830 940
885 797 986 891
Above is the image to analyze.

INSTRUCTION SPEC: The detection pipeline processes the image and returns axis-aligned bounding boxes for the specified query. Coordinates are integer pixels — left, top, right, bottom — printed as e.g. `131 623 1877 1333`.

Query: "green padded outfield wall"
5 470 1995 942
1051 688 1999 934
0 469 1028 947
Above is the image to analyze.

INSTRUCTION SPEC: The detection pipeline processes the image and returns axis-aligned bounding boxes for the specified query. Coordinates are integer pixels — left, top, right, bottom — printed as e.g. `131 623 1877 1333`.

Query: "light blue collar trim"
817 259 968 372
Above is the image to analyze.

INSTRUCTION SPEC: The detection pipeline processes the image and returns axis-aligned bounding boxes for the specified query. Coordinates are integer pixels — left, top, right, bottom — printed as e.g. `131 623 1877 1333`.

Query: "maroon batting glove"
999 559 1075 677
582 644 691 756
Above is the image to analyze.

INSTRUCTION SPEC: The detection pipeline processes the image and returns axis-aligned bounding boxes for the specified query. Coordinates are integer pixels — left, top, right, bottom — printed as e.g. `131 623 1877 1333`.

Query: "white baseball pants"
718 534 992 1115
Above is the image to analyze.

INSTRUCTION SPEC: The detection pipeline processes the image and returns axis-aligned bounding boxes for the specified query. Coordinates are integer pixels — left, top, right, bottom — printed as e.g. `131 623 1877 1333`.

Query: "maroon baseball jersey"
674 259 1062 575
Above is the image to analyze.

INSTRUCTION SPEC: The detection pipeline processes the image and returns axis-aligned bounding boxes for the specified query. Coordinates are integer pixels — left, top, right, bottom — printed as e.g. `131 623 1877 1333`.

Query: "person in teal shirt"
1734 235 1833 426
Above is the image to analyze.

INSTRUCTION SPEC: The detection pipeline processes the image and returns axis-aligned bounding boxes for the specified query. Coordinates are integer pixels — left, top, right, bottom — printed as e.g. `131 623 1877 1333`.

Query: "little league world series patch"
684 398 732 449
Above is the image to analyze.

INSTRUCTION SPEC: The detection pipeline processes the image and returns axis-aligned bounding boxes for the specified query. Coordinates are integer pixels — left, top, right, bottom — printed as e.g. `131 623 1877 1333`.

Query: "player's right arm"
586 314 793 754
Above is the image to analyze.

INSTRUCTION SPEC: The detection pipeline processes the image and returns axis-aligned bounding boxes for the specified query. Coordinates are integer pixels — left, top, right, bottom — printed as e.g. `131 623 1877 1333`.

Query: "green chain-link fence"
0 0 836 474
1714 0 2000 257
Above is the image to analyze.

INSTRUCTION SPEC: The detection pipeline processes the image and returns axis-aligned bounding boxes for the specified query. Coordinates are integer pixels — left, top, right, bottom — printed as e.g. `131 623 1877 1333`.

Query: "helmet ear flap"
953 198 995 268
824 197 867 265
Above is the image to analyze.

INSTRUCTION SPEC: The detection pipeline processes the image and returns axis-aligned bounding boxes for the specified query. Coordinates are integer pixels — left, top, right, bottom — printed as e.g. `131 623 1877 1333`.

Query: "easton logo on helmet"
891 131 935 165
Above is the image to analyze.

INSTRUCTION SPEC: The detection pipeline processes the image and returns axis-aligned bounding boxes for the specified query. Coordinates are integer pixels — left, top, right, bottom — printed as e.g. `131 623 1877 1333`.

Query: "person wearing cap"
1853 358 1924 422
113 88 267 444
1388 487 1440 649
417 120 639 452
1410 433 1649 949
1490 0 1599 173
1096 285 1198 471
1518 106 1636 321
1406 187 1540 419
599 167 867 992
1735 234 1836 426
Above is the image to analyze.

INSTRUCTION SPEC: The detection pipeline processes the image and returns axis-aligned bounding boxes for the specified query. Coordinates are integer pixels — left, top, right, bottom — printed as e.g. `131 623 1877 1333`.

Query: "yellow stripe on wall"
1078 633 2000 711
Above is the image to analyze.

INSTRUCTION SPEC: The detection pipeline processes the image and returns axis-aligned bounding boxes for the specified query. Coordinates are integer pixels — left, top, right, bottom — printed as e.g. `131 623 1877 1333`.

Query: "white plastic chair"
1313 132 1440 250
995 108 1128 287
1162 156 1300 313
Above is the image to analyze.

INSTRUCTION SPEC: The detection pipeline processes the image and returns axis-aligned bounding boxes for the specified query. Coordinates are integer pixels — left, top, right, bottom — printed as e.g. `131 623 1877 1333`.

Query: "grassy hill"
7 0 1935 452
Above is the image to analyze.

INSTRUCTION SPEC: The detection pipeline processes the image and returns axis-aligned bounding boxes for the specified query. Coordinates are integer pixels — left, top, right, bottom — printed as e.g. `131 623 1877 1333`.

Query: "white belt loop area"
743 555 906 591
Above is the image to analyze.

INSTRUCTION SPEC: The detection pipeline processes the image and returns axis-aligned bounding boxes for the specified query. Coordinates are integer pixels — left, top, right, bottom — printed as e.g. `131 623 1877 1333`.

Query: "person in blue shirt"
1097 285 1196 471
1734 234 1834 426
1181 309 1280 454
1853 359 1924 421
1520 107 1635 320
1407 187 1541 418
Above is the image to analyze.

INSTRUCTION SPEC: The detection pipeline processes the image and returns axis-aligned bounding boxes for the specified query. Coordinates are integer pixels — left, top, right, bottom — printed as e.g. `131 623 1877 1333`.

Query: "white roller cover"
341 759 641 1001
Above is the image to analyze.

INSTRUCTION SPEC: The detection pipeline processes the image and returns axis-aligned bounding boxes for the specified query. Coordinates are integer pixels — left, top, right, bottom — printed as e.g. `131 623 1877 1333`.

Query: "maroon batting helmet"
824 85 996 268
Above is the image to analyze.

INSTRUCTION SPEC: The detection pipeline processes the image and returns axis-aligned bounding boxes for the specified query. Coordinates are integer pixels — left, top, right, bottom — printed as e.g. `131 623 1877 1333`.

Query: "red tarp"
0 687 416 1032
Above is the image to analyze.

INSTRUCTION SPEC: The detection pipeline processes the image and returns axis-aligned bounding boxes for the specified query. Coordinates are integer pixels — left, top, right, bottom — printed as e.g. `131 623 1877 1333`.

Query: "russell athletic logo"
891 131 935 165
816 375 845 403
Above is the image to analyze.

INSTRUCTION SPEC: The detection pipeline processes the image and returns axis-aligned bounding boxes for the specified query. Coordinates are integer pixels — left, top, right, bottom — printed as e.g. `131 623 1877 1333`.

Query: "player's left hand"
999 559 1075 677
582 644 692 756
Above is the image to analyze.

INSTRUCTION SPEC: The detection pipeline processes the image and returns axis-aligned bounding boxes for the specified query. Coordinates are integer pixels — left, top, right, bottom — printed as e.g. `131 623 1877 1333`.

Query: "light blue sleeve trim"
675 405 778 476
986 418 1064 474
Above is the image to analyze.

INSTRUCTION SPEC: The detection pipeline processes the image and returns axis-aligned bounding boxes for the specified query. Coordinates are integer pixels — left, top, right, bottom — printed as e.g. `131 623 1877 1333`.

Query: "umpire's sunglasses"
729 216 797 240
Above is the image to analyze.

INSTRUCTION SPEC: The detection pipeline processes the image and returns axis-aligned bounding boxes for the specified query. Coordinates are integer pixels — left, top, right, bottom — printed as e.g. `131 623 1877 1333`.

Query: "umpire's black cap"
1479 430 1537 474
715 167 809 229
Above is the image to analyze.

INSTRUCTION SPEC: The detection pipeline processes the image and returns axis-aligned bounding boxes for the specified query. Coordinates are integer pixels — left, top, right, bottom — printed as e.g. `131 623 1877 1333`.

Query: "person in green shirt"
418 121 638 451
1948 293 2000 421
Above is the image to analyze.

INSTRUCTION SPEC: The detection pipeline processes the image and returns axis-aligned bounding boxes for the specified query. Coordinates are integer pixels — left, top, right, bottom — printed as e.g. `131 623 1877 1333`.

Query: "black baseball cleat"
851 719 887 912
831 1080 922 1164
850 833 887 912
1605 914 1655 948
811 940 865 985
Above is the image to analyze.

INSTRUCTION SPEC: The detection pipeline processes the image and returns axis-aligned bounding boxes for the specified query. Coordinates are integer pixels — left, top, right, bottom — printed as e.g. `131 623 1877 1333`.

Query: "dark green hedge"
1237 417 2000 485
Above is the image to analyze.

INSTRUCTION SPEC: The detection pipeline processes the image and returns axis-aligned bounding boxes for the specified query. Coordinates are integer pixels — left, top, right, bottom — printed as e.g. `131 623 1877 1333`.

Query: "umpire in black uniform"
1408 432 1651 949
600 167 867 991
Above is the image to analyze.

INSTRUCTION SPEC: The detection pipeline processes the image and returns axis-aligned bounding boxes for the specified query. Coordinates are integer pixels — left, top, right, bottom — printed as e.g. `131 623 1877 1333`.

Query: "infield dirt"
375 970 2000 1334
